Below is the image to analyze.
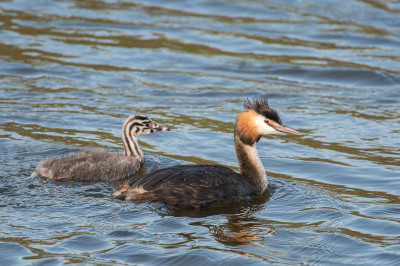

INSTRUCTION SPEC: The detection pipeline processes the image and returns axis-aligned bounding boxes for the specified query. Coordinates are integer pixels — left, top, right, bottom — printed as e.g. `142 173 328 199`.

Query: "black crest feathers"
243 96 283 125
243 96 269 113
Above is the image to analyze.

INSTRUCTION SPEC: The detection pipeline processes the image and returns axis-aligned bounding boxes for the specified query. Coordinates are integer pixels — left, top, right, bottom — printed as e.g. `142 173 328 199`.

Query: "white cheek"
254 115 278 135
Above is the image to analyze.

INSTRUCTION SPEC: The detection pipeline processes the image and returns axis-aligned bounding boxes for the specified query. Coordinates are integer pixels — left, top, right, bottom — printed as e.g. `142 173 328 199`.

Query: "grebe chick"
113 98 301 208
34 115 170 181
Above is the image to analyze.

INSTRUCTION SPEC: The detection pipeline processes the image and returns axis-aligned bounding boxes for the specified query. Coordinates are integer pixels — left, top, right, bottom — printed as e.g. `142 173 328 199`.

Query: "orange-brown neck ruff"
235 110 262 146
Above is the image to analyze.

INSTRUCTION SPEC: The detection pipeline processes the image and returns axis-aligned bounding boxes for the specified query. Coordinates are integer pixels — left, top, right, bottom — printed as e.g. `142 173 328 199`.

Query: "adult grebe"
113 98 301 208
33 115 170 181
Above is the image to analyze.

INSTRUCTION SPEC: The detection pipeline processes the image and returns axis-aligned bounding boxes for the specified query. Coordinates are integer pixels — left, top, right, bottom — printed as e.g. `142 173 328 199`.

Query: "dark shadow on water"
144 183 277 218
138 184 278 246
205 214 275 246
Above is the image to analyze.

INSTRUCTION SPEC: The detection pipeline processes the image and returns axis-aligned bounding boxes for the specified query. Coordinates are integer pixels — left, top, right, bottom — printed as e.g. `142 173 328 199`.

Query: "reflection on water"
1 0 400 265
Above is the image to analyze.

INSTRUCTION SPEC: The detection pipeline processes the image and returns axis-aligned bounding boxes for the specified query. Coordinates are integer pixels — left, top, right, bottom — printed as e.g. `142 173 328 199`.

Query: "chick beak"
150 121 170 132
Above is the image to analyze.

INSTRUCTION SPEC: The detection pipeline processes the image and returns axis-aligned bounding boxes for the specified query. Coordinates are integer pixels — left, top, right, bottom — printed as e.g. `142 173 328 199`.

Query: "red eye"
264 120 269 124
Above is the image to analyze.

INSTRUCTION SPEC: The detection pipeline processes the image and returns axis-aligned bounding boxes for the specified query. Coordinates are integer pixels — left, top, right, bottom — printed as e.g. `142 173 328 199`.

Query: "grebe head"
123 115 170 139
235 97 301 145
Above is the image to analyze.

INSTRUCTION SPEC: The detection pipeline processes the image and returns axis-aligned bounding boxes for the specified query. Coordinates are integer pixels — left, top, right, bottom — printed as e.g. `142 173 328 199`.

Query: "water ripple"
1 0 400 265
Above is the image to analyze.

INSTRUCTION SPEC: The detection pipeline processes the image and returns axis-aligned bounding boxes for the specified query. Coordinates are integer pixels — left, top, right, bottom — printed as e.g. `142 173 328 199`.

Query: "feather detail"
244 97 283 125
235 110 262 146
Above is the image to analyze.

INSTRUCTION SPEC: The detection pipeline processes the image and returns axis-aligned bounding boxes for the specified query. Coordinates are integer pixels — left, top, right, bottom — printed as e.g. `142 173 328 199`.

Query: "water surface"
1 0 400 265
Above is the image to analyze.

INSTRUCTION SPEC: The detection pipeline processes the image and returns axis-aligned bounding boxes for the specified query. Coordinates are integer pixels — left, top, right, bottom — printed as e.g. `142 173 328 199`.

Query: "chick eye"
264 120 269 124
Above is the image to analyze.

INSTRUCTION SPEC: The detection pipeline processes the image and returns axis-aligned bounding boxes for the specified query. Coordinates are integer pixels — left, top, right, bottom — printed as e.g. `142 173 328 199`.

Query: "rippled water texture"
1 0 400 265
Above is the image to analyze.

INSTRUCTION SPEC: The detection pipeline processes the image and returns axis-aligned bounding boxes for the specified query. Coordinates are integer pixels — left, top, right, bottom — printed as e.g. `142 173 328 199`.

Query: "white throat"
234 132 268 194
244 142 268 190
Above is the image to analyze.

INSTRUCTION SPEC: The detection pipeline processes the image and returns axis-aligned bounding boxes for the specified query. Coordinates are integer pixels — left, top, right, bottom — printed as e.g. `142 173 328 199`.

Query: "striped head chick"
235 97 301 146
122 114 170 157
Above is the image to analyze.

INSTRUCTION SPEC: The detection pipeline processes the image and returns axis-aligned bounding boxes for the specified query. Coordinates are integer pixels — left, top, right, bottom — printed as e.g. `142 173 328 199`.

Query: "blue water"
1 0 400 265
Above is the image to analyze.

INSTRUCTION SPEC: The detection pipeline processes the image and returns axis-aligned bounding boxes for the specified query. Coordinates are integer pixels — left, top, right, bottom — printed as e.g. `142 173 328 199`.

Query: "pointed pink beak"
271 124 302 135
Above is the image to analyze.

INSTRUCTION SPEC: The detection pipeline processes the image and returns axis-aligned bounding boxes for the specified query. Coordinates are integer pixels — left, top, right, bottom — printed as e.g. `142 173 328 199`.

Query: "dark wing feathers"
123 165 249 208
130 165 242 190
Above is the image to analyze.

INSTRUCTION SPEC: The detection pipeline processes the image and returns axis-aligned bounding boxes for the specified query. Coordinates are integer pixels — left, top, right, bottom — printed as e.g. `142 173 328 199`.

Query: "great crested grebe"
33 115 170 181
113 98 301 208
